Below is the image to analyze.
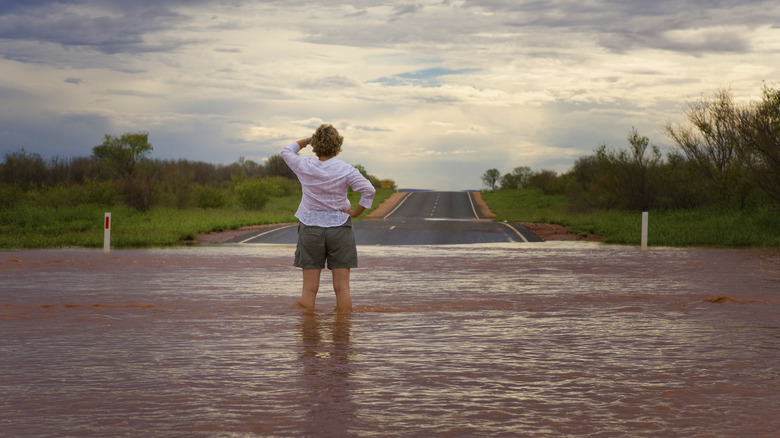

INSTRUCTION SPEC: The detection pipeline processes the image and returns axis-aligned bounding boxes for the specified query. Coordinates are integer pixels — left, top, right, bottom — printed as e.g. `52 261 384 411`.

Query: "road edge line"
499 221 529 243
383 192 413 219
466 191 479 219
238 224 296 244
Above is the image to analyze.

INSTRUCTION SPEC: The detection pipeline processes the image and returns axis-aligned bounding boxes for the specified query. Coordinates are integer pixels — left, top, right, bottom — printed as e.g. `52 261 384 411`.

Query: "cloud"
392 3 423 18
1 0 780 190
0 3 188 54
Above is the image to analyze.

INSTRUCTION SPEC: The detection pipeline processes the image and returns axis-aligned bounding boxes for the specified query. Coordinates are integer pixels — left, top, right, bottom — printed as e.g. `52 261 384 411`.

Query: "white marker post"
641 211 648 251
104 212 111 254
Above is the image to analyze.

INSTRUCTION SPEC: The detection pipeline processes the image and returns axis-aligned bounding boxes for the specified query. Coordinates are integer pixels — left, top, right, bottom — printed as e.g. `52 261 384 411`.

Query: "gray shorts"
294 219 358 270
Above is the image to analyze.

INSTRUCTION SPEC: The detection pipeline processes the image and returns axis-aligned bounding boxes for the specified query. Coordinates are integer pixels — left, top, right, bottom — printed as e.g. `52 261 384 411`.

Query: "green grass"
481 188 780 247
0 189 395 249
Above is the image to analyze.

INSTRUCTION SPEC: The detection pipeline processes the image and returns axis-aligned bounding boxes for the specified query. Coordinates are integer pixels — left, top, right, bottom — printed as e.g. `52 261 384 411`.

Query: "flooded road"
1 243 779 437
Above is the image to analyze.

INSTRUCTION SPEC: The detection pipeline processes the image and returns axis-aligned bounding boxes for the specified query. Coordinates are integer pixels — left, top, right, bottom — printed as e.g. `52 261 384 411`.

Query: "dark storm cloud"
470 0 776 54
0 0 207 56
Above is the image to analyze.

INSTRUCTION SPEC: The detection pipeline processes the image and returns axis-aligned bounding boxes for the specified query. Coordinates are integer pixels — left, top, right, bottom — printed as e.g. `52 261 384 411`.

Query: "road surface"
229 191 542 245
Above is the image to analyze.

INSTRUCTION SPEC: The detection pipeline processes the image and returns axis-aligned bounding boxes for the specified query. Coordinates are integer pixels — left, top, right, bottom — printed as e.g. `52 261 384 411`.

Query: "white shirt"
281 142 376 227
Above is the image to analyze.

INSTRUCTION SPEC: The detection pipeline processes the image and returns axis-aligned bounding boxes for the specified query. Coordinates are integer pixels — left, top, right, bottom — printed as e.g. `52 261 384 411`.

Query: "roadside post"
104 212 111 254
641 211 648 251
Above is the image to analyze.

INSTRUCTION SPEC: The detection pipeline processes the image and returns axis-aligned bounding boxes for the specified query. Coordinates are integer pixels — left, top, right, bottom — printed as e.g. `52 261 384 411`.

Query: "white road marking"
466 191 479 219
424 218 475 222
499 221 529 243
238 224 296 244
384 192 413 219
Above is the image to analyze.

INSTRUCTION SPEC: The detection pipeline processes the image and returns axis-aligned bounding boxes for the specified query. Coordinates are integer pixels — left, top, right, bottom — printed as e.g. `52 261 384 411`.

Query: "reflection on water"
298 310 356 437
1 243 779 437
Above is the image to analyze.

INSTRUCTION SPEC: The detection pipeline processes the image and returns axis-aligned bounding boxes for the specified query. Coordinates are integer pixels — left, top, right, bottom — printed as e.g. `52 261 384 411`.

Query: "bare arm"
341 205 367 218
342 168 376 218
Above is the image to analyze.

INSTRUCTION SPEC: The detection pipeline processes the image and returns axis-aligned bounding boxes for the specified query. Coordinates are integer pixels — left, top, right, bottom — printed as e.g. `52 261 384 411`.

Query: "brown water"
1 243 778 437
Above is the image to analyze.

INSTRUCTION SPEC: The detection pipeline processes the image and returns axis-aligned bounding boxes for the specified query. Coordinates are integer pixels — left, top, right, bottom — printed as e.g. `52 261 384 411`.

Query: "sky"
1 0 779 191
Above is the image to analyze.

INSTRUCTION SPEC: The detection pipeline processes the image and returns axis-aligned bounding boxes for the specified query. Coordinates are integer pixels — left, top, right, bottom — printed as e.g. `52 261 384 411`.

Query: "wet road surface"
231 191 542 245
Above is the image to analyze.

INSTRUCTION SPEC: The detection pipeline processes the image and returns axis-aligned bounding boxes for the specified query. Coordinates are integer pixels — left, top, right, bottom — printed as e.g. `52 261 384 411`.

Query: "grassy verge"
0 188 395 249
481 188 780 247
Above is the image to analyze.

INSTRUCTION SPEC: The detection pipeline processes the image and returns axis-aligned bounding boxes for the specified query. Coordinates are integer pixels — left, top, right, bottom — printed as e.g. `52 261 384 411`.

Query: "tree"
0 149 47 188
92 132 153 178
500 166 532 189
265 154 296 179
738 84 780 204
666 88 752 207
595 127 663 211
481 168 500 190
354 164 382 188
528 169 564 194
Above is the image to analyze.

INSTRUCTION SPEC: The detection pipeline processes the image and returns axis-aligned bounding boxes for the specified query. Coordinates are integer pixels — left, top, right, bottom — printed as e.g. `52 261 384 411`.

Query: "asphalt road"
229 191 542 245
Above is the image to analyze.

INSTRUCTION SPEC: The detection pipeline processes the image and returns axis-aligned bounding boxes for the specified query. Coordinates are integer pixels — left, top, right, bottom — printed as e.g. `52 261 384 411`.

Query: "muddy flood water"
1 242 779 437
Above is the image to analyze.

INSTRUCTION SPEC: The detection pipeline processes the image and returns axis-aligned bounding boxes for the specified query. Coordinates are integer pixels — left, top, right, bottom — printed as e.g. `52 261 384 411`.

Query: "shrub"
263 175 300 196
0 184 23 210
234 179 271 210
194 184 228 209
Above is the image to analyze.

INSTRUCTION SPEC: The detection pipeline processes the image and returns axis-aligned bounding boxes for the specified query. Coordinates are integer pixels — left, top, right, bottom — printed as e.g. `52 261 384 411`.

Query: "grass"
0 188 395 249
480 188 780 247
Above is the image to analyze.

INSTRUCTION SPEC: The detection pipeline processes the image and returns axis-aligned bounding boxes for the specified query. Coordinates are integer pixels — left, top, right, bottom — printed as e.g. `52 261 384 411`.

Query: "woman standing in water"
281 124 376 310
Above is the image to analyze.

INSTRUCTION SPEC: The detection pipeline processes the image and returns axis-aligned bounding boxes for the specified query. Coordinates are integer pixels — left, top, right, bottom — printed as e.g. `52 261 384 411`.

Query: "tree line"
482 84 780 212
0 132 391 212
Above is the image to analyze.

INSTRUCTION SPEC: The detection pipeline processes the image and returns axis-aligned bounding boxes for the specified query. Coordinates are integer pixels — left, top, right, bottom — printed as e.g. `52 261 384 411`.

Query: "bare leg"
298 268 321 309
332 268 352 310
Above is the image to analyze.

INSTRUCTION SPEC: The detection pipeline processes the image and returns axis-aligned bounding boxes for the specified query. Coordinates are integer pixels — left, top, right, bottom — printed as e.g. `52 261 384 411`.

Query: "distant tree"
481 168 500 190
528 169 564 194
265 154 296 179
499 166 532 189
354 164 382 188
0 149 47 188
92 132 153 178
119 159 160 212
666 88 753 207
595 127 663 211
738 84 780 204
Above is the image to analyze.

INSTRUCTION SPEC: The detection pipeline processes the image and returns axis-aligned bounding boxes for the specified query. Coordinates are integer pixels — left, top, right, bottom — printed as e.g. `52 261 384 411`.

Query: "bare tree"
481 168 500 190
666 88 751 206
738 84 780 204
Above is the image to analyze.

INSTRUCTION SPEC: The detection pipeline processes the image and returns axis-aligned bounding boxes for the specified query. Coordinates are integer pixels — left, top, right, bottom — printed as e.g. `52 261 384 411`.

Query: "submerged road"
230 191 542 245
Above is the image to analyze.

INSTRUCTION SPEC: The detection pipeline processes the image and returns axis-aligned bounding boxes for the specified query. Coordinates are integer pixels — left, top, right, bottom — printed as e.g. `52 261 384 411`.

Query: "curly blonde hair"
311 124 343 158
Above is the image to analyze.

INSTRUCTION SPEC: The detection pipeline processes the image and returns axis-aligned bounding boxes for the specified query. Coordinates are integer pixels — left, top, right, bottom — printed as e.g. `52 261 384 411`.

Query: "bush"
0 184 23 210
79 178 117 206
194 184 228 209
263 175 301 196
0 149 47 189
528 169 566 195
234 179 271 210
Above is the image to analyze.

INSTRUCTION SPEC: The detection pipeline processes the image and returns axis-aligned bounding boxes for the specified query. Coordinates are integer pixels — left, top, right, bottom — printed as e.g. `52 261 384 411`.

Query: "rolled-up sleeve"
281 142 302 170
348 169 376 209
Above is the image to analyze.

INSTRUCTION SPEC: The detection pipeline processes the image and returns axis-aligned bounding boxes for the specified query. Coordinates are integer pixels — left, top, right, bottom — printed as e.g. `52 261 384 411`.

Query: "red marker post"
104 212 111 254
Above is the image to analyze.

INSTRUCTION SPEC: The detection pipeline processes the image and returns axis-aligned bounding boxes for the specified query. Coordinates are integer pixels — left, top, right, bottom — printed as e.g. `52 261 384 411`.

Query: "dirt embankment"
471 191 601 242
365 192 408 219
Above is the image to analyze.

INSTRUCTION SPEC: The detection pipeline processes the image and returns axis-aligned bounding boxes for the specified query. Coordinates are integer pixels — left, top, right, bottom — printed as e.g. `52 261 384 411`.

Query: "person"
281 124 376 310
